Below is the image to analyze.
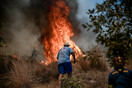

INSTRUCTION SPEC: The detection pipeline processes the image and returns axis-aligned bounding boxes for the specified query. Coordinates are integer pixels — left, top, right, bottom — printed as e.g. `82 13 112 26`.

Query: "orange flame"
13 54 19 60
42 0 82 64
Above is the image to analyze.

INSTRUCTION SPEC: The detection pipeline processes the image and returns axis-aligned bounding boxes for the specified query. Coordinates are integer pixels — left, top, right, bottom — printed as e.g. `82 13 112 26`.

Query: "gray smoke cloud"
0 0 52 57
75 0 105 51
75 0 98 51
65 0 100 51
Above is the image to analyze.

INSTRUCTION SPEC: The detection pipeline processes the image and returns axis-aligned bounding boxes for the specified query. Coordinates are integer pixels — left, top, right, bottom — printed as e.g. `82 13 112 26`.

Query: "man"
57 42 76 88
108 56 132 88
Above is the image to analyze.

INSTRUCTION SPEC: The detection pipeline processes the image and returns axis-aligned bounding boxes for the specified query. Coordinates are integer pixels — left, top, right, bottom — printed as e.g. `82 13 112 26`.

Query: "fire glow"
42 0 82 64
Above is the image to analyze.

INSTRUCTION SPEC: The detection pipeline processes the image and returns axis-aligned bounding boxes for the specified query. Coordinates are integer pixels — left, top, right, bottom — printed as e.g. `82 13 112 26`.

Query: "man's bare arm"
71 52 76 63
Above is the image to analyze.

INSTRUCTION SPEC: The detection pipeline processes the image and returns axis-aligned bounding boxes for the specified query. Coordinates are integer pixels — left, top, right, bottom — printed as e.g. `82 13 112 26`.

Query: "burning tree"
82 0 132 64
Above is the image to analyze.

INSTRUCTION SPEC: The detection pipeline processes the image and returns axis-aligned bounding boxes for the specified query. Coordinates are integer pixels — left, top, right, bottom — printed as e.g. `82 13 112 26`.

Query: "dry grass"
0 45 123 88
7 60 33 88
78 58 108 72
7 59 59 88
71 46 110 88
33 80 58 88
0 55 17 88
0 45 132 88
78 59 90 72
0 45 110 88
77 70 109 88
79 46 108 72
0 55 59 88
32 61 110 88
0 55 110 88
72 61 110 88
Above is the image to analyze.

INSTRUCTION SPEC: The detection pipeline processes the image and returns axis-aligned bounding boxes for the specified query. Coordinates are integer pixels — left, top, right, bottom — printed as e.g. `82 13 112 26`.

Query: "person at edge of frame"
108 56 132 88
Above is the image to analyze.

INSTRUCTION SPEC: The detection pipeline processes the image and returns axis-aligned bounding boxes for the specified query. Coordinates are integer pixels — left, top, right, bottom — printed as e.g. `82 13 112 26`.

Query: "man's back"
108 69 132 88
57 46 74 64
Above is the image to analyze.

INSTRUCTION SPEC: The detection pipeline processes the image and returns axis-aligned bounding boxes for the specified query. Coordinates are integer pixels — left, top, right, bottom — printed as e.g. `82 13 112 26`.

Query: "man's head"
113 56 125 70
64 42 70 47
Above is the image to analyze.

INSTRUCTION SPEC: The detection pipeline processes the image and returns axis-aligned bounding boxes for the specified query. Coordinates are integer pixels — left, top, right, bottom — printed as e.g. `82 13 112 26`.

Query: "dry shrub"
80 70 109 88
0 50 110 88
88 46 108 71
31 60 51 83
32 61 58 83
78 59 90 72
0 55 17 88
78 58 108 72
31 62 59 88
78 45 108 72
1 56 58 88
47 61 58 79
73 63 110 88
7 60 33 88
0 55 17 73
89 58 108 71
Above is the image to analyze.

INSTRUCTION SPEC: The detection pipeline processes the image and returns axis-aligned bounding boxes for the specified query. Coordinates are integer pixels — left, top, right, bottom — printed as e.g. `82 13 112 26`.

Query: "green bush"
61 76 84 88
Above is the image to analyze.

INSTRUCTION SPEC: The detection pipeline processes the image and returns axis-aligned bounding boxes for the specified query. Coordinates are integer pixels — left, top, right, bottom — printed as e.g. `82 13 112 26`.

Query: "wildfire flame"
42 0 82 64
13 54 19 60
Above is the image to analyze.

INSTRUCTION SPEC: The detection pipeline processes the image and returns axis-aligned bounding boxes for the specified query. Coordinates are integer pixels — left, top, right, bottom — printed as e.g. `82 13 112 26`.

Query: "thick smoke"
76 0 98 51
0 0 52 57
65 0 98 51
64 0 81 36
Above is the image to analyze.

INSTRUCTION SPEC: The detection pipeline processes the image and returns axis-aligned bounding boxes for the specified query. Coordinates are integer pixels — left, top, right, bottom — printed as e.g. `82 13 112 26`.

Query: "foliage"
82 0 132 64
61 76 84 88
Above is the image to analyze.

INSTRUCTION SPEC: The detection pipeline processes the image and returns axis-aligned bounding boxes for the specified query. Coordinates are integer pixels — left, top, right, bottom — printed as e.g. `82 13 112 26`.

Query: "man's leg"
65 62 72 78
59 74 63 88
68 72 72 78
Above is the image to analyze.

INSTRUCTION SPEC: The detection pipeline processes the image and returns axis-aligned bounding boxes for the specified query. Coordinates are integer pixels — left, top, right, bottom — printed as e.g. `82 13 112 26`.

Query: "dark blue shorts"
58 62 72 74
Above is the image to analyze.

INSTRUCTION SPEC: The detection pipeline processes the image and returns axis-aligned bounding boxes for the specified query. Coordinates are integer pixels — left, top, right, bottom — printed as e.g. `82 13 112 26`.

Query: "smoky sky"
75 0 105 51
0 0 104 57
